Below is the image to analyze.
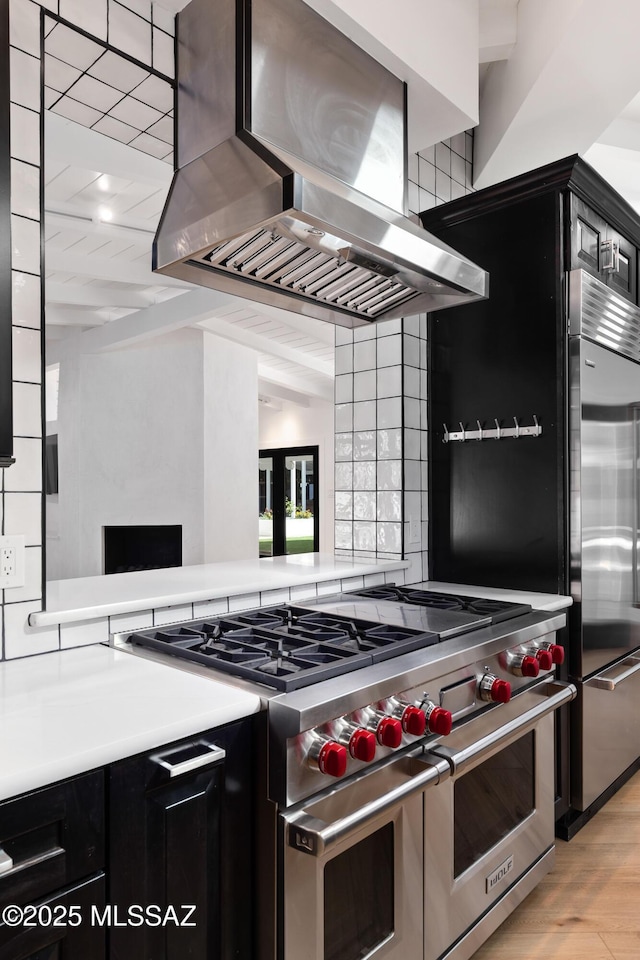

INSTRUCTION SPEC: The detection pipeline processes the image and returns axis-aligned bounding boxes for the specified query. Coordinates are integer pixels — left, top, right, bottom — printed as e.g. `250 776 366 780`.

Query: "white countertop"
422 581 572 611
32 554 409 627
0 645 262 803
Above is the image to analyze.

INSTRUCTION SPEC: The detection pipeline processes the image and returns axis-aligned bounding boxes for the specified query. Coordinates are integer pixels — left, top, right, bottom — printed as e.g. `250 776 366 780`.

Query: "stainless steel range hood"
154 0 488 327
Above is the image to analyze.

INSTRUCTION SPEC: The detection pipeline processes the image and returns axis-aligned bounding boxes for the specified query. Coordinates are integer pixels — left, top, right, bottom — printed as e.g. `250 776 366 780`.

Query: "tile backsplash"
334 130 475 585
2 0 175 660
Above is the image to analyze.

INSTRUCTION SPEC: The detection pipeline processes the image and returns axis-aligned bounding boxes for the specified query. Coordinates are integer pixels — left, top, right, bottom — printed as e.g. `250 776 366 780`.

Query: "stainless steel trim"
0 846 63 879
427 681 576 775
437 848 555 960
268 611 567 737
152 743 226 777
587 656 640 690
0 847 13 875
282 754 450 856
569 268 640 361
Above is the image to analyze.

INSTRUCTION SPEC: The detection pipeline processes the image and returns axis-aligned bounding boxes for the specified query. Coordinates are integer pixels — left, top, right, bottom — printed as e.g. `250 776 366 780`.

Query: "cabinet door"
109 721 255 960
0 874 105 960
570 195 606 276
0 772 104 910
604 225 637 301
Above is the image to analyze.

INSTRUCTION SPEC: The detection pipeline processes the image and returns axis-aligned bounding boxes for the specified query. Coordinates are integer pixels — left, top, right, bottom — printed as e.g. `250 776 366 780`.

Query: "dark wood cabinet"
108 719 255 960
0 717 255 960
570 194 637 301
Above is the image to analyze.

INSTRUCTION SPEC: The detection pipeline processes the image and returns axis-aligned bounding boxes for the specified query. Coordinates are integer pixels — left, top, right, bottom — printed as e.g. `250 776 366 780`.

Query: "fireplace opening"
103 525 182 574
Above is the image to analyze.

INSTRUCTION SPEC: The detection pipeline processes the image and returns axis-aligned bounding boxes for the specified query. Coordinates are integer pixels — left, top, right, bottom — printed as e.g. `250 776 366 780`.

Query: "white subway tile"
13 325 41 383
377 427 402 459
404 428 421 460
377 334 402 368
377 460 402 491
228 592 260 613
404 553 424 585
363 572 386 587
353 521 376 551
13 381 41 437
377 398 402 429
353 339 376 372
353 325 375 342
11 215 40 275
110 2 152 64
193 597 229 618
404 460 421 491
334 432 353 462
376 318 402 337
353 491 376 521
404 397 420 429
59 0 108 39
317 579 341 596
335 374 353 404
4 437 41 492
290 583 317 602
152 25 174 77
119 0 152 20
11 159 39 221
353 461 376 491
5 601 58 659
60 617 110 648
259 588 289 606
334 522 353 550
10 104 39 165
334 491 352 520
403 335 420 367
152 2 175 34
340 576 364 591
335 343 353 375
377 490 401 521
153 603 193 625
335 402 353 433
377 522 401 552
109 610 154 632
353 431 376 461
9 0 40 57
435 168 452 202
334 462 353 490
353 370 376 402
435 141 451 174
335 326 353 346
353 400 376 431
4 492 41 544
377 365 402 399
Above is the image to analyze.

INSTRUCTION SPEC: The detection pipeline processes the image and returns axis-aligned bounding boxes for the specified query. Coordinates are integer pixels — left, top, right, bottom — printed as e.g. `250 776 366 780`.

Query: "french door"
259 446 319 557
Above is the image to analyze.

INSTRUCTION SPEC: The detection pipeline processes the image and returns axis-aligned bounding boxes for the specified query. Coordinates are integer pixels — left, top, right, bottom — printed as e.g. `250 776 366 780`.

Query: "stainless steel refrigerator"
569 268 640 809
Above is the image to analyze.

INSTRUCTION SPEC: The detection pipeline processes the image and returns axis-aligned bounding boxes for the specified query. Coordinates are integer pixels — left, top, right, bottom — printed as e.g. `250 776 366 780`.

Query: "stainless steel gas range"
113 585 575 960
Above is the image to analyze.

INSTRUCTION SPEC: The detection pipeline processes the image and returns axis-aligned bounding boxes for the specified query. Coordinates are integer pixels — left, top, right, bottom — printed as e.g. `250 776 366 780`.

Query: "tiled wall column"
2 0 175 660
334 131 474 585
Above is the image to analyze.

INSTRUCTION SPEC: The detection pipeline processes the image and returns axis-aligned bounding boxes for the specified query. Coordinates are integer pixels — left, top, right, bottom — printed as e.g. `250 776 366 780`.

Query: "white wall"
51 329 258 580
259 398 335 553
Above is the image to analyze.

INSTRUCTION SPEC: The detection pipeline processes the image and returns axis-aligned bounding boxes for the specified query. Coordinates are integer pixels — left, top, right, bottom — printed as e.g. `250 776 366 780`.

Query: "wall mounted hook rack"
443 416 542 443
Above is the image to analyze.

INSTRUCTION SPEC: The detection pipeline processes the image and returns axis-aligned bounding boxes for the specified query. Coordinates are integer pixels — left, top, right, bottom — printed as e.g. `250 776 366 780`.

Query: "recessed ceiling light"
97 206 113 222
97 175 110 192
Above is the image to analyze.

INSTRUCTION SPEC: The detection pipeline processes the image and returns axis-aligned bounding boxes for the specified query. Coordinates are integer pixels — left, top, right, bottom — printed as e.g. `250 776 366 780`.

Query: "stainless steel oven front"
422 680 572 960
280 678 574 960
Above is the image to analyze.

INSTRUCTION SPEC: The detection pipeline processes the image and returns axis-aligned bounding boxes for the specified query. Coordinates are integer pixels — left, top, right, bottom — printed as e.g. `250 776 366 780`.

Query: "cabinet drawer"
0 873 105 959
0 772 104 909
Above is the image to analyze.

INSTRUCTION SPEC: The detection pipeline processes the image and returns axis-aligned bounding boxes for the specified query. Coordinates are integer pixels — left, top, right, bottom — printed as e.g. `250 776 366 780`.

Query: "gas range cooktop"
124 588 532 692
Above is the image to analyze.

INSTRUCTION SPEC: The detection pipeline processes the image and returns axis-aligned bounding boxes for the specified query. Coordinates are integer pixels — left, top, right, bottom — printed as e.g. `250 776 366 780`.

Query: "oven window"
323 823 394 960
453 732 535 877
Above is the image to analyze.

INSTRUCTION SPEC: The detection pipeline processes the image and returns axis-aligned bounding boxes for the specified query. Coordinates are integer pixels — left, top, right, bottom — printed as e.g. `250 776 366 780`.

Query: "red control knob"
548 644 565 665
427 706 453 736
536 649 553 671
490 678 512 703
349 728 377 762
521 655 540 678
401 706 427 737
376 716 403 748
317 741 348 778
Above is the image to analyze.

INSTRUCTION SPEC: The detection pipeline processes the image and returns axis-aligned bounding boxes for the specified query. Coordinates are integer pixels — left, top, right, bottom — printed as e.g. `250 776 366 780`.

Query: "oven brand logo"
486 855 514 893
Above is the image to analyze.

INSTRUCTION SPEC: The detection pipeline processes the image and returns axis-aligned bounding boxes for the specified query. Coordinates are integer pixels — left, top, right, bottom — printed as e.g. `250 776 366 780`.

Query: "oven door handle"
282 754 451 857
425 680 576 776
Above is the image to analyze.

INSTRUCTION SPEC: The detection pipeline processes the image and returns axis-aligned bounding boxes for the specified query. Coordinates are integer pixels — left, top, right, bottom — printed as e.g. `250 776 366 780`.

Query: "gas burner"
351 586 405 601
401 591 465 611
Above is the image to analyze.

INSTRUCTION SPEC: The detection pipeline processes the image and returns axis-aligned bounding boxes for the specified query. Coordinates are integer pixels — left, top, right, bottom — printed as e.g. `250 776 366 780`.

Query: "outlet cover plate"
0 535 26 589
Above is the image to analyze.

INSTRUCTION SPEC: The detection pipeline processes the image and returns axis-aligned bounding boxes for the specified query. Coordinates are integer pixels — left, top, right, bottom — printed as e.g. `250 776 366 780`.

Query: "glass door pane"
285 455 316 555
259 456 274 557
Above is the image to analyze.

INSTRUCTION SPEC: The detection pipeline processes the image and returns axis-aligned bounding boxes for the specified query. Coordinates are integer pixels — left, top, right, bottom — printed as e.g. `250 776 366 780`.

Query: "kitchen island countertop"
31 554 410 628
0 644 262 802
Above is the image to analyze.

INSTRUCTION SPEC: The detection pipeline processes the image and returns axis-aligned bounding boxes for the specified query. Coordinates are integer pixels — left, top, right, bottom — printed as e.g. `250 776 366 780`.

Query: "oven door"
279 753 449 960
423 679 576 960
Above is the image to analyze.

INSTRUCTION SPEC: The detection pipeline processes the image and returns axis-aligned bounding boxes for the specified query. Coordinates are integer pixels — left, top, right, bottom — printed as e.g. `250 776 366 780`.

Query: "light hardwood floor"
472 771 640 960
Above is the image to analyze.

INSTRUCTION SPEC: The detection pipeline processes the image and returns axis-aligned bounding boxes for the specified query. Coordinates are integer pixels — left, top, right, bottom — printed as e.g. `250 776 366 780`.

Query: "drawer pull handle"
152 743 225 778
0 848 13 875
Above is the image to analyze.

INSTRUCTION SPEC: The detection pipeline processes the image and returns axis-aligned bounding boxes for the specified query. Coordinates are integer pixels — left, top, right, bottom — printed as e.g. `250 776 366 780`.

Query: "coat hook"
459 421 466 442
513 417 520 439
494 418 501 440
476 419 483 440
533 414 540 435
443 422 449 443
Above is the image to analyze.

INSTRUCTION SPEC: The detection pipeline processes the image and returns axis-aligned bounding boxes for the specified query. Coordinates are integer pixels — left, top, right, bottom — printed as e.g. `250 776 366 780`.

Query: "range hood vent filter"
154 0 488 327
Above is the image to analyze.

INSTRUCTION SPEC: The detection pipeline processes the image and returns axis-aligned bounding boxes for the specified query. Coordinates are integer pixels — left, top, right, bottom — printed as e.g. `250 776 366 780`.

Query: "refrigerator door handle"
587 656 640 691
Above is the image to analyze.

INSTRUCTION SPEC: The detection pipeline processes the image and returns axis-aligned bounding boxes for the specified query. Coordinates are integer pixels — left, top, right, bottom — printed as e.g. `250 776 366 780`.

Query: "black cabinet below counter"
0 716 256 960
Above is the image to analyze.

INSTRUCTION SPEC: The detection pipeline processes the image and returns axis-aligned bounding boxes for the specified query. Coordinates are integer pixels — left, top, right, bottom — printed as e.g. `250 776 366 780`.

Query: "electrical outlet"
0 535 25 589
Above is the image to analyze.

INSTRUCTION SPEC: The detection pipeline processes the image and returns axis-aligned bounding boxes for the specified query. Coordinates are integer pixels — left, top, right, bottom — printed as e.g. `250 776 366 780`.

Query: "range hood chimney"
154 0 488 327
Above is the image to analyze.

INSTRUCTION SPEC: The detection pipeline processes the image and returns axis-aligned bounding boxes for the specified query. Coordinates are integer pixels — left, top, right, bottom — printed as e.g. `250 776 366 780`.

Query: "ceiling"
44 0 640 411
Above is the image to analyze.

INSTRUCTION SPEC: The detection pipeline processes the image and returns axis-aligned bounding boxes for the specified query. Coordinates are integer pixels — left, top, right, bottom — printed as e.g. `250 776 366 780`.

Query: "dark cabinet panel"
569 195 637 302
0 874 106 960
108 719 255 960
0 772 104 910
